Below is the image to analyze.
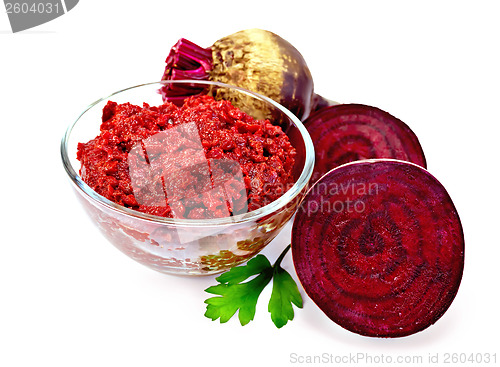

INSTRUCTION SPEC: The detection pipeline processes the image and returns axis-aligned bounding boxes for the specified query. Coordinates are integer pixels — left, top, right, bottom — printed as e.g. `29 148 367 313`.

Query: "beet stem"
160 38 214 104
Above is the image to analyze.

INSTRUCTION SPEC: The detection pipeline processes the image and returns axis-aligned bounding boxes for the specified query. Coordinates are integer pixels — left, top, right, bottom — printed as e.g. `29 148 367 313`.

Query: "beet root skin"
304 104 427 184
291 159 464 338
160 29 324 120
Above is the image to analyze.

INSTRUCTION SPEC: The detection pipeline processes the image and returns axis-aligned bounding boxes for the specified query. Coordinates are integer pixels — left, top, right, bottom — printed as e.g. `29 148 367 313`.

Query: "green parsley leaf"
215 254 272 285
268 245 303 328
204 245 303 328
204 255 273 325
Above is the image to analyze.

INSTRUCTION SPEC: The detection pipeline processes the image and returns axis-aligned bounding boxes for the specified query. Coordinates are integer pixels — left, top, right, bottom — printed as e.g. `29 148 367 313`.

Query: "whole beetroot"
160 29 334 120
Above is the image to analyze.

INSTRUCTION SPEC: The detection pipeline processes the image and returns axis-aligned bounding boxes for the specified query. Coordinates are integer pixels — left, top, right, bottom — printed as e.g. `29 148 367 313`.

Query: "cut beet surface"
292 159 464 337
304 104 427 183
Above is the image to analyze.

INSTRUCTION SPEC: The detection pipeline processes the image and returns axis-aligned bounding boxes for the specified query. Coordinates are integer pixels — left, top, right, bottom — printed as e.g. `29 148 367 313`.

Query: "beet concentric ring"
292 159 464 337
304 104 427 184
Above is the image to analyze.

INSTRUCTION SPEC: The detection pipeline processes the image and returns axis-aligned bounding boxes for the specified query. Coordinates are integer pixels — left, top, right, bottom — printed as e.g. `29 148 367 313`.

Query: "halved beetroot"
292 159 464 337
304 104 426 183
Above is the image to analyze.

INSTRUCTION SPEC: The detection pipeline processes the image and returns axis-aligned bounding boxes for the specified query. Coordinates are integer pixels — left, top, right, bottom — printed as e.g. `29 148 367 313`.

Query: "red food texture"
291 159 464 337
77 95 296 219
304 104 426 183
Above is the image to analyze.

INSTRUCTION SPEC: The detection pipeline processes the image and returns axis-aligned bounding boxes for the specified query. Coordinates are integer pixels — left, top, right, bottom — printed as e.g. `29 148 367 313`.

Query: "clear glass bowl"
61 80 314 275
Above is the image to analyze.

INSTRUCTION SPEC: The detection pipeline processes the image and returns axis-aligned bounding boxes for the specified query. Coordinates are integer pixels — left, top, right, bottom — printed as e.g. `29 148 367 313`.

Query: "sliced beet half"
292 159 464 337
304 104 427 183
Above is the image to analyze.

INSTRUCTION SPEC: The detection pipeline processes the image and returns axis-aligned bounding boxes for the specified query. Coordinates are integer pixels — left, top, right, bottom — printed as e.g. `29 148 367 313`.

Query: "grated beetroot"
77 95 296 219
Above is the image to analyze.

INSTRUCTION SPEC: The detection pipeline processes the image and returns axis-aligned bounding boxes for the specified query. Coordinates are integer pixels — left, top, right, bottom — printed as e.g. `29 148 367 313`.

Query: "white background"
1 1 499 366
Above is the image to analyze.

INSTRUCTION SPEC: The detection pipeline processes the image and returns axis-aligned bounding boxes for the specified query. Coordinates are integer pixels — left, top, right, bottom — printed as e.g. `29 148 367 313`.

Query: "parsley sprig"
204 244 303 328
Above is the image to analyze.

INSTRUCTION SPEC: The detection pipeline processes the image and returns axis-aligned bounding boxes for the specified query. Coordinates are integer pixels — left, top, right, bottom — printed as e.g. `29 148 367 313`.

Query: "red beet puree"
77 95 296 219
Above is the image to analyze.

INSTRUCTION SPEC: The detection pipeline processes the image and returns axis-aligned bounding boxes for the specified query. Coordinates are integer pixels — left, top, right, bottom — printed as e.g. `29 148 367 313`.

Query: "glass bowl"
61 80 314 275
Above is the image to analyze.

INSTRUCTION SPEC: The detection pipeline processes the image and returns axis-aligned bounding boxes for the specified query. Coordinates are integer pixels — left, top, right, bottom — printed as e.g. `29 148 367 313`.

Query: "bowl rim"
61 80 315 226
